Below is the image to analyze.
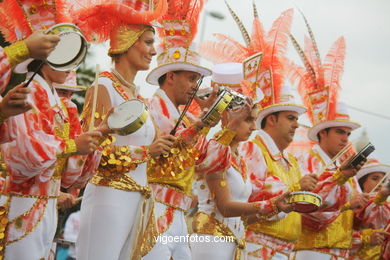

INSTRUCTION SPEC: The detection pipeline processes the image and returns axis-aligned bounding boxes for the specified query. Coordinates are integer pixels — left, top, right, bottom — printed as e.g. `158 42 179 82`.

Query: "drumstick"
75 196 83 202
89 64 100 131
170 76 204 136
316 142 354 176
369 170 390 194
23 61 44 88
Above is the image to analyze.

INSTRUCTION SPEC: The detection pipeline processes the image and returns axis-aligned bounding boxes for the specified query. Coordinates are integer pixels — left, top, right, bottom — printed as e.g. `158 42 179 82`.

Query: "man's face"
171 71 201 105
319 127 352 156
273 111 299 145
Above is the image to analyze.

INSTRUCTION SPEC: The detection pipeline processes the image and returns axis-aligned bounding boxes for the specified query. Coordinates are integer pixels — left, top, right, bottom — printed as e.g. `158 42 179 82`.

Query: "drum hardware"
288 191 322 213
196 86 247 110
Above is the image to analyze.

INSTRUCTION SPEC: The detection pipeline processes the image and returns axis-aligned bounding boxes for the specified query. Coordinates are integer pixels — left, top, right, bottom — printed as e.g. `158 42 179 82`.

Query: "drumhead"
108 100 145 129
47 33 82 65
203 90 229 119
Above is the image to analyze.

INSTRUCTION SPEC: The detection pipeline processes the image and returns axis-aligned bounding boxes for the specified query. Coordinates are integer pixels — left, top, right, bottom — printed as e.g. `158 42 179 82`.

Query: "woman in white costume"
74 1 172 259
191 64 294 260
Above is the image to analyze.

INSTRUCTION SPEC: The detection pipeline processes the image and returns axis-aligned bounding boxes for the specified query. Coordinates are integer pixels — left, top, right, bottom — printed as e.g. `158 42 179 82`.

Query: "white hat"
146 20 211 85
356 158 390 181
211 62 243 88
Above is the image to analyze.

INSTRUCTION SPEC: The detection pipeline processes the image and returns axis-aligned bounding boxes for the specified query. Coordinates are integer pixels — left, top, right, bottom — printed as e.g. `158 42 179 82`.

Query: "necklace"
111 68 139 97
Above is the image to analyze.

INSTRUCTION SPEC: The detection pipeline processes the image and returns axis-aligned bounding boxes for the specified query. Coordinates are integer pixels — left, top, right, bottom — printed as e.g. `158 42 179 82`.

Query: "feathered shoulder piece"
72 0 168 42
0 0 72 43
289 10 346 124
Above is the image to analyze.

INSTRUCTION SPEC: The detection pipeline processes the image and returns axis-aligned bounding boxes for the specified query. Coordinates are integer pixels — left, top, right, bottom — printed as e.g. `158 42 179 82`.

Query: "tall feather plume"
298 8 321 65
157 0 205 48
198 33 248 63
323 36 345 120
225 0 251 47
303 35 321 78
249 3 266 54
290 34 317 89
266 9 294 102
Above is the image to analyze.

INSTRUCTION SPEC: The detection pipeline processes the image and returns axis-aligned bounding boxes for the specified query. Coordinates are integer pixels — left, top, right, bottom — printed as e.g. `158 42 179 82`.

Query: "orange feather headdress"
0 0 72 43
288 12 360 142
199 1 305 124
72 0 168 55
145 0 211 86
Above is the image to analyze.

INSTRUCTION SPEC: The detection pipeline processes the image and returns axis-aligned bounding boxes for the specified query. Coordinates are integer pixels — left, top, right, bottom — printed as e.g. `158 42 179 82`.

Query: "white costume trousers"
294 250 347 260
142 202 190 260
76 183 142 260
1 196 57 260
190 234 237 260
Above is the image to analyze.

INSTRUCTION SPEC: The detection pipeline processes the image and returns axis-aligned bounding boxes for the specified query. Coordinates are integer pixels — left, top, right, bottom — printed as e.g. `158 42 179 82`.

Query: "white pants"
247 242 290 260
1 196 57 260
76 183 142 260
294 250 346 260
142 202 190 260
190 234 237 260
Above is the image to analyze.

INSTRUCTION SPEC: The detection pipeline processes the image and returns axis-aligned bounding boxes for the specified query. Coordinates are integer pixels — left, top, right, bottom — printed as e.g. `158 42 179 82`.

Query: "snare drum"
288 191 322 213
46 23 88 71
202 90 233 125
108 99 148 136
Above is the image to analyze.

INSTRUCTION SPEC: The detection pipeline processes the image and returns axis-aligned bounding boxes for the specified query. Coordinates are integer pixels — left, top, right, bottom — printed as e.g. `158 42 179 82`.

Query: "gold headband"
108 24 154 56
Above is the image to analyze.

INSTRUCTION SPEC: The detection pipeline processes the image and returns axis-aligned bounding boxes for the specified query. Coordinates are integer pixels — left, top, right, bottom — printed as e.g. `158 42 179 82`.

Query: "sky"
88 0 390 163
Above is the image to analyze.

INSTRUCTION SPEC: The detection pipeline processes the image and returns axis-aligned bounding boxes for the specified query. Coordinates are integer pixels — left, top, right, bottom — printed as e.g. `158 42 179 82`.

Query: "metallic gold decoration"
173 49 181 60
3 41 30 68
219 180 227 187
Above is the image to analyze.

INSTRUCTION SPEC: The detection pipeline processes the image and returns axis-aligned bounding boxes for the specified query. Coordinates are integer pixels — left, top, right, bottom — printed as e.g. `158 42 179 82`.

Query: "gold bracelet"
255 199 280 220
289 182 301 192
361 228 378 246
373 192 387 205
341 202 351 211
0 104 9 124
58 139 77 158
333 168 349 185
214 128 236 146
4 41 30 68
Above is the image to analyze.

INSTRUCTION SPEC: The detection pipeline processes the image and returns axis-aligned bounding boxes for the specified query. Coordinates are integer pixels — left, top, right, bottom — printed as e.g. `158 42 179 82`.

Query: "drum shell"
108 100 149 136
201 91 233 125
288 191 322 213
46 23 88 71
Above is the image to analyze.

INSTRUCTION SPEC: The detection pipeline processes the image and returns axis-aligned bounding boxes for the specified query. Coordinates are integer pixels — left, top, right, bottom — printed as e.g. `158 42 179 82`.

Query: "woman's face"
362 171 385 193
125 30 156 71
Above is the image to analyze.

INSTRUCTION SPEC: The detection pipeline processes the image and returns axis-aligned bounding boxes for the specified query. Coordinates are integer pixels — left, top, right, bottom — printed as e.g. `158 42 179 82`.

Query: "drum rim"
107 99 147 131
202 90 232 119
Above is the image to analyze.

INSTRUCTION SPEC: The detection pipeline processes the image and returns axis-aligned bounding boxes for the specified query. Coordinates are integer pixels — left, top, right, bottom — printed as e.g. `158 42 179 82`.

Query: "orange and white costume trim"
240 130 303 260
191 130 280 260
0 73 87 260
76 72 156 260
143 88 203 260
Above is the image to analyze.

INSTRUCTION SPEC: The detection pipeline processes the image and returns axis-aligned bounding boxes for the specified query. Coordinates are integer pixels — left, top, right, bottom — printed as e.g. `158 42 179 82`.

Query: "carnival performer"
142 1 221 259
0 0 107 259
288 26 369 259
200 5 317 259
190 62 294 260
349 158 390 260
73 1 174 260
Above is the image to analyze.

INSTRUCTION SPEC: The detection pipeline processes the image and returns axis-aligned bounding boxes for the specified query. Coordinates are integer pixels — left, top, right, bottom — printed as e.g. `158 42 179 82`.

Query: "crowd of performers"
0 0 389 259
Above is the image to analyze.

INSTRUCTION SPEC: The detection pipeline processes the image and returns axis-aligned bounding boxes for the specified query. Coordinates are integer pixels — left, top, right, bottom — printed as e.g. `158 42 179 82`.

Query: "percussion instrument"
288 191 322 213
197 86 247 110
107 99 148 136
201 90 233 125
46 23 88 71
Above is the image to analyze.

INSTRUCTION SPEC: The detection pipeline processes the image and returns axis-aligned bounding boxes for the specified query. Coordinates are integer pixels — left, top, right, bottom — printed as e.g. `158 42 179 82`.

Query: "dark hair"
157 70 185 86
261 112 279 129
317 128 330 142
27 59 44 77
358 175 368 191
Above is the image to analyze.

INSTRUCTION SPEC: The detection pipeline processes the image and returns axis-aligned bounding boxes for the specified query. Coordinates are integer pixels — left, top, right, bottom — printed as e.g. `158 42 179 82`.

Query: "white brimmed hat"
356 158 390 181
146 20 211 85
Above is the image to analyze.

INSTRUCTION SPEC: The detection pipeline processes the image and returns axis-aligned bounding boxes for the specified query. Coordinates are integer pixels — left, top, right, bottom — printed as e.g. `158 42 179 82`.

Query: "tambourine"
288 191 322 213
197 86 247 110
45 23 88 71
107 99 148 136
201 90 233 125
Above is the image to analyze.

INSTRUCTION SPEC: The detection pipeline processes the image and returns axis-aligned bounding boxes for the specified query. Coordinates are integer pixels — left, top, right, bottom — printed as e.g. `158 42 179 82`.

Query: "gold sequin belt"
149 183 192 212
90 171 151 198
193 211 246 260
